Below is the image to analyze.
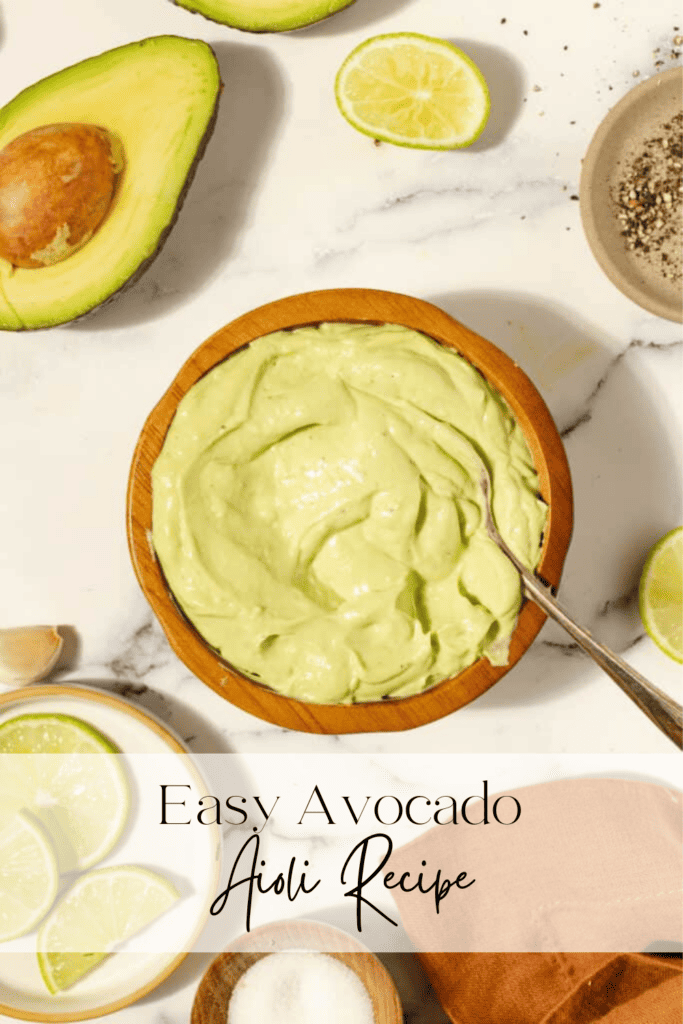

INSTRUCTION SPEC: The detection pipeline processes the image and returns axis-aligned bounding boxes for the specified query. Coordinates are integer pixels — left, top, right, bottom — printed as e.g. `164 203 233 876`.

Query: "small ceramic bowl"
127 288 573 733
580 67 683 323
0 684 221 1022
190 919 402 1024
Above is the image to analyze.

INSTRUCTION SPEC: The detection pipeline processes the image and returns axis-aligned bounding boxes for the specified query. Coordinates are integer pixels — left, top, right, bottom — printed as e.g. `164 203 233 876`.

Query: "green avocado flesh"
152 323 548 704
172 0 356 32
0 37 220 330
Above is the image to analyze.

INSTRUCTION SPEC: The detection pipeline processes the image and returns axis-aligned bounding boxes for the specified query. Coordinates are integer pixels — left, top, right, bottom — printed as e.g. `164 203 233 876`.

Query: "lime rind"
38 948 106 996
0 713 120 753
0 809 60 942
335 32 491 150
0 713 130 870
36 865 180 993
639 526 683 663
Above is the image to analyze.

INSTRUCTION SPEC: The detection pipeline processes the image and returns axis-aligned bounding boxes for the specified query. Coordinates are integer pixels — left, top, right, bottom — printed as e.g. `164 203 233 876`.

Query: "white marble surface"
0 0 682 1019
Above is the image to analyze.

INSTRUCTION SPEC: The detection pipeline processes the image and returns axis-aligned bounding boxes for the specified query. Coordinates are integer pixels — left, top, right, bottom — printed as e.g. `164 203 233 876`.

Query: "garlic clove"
0 626 63 685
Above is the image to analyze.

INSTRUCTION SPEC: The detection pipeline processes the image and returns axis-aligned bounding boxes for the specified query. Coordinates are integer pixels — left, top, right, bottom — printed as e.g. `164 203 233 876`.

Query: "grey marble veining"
0 0 681 1020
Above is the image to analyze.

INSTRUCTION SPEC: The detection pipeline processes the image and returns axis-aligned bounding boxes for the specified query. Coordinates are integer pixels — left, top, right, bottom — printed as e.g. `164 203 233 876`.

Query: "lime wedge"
639 527 683 663
335 32 490 149
37 865 179 993
0 809 59 941
0 713 129 871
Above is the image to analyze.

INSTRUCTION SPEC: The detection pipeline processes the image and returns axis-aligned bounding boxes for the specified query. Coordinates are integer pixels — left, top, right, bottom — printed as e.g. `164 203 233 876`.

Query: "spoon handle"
477 468 682 746
518 561 683 749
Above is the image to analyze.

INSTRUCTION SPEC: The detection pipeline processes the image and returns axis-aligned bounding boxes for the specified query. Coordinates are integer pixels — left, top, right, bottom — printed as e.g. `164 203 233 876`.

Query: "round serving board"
127 288 573 733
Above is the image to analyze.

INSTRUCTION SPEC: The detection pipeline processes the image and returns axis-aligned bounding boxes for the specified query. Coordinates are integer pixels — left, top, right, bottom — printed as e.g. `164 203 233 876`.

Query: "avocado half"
171 0 356 32
0 36 221 330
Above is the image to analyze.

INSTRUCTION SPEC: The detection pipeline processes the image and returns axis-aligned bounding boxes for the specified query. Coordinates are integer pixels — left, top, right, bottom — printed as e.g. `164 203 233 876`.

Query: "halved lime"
0 809 59 941
37 865 179 993
335 32 490 149
0 713 129 871
639 527 683 663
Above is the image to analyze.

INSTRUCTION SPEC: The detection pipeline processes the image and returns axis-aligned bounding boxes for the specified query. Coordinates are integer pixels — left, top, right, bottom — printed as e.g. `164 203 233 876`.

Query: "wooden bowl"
190 919 402 1024
127 288 573 733
580 67 683 323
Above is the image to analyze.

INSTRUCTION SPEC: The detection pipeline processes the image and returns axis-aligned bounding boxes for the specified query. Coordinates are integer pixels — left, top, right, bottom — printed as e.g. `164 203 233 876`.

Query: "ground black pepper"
613 110 683 284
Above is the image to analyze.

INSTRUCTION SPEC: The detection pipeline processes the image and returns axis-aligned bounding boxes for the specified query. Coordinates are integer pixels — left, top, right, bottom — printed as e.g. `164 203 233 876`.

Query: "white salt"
227 951 375 1024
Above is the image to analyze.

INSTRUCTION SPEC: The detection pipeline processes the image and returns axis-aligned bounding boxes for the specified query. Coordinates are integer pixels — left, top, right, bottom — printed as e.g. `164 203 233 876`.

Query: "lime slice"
0 809 59 941
335 32 490 149
37 865 179 993
0 713 129 871
639 527 683 663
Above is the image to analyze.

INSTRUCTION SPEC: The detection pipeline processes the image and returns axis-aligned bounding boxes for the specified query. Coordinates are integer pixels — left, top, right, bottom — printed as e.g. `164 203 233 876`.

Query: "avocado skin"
0 37 222 331
170 0 356 32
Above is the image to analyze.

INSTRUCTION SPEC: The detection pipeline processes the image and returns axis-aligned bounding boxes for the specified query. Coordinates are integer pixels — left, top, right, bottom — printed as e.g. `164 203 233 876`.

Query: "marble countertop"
0 0 681 1019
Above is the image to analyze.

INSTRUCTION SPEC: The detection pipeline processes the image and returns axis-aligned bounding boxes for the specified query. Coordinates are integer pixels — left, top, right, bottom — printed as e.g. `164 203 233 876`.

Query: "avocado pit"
0 123 122 269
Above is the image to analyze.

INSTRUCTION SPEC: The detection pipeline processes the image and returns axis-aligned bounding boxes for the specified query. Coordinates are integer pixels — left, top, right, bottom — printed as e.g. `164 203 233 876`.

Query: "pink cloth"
388 779 682 951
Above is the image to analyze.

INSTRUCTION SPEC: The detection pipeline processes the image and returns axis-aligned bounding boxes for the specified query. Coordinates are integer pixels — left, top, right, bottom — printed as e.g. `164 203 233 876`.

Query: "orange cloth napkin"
416 952 682 1024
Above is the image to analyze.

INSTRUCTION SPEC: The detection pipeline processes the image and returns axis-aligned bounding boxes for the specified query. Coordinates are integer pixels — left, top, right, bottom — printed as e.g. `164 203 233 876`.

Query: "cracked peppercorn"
612 110 683 284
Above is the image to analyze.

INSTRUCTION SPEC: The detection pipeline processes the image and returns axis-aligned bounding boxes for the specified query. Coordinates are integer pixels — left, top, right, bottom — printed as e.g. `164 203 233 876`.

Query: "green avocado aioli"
152 323 547 703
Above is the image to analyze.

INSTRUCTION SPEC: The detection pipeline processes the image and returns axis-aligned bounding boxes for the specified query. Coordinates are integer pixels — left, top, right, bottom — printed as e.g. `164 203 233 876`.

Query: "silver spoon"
479 470 683 748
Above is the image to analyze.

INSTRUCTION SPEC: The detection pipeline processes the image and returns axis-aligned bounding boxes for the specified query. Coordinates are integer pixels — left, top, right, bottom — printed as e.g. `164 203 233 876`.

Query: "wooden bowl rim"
190 919 402 1024
127 288 573 734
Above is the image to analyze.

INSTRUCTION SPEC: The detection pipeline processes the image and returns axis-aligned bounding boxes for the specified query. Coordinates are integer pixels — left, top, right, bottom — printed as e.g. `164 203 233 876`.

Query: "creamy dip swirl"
152 323 547 703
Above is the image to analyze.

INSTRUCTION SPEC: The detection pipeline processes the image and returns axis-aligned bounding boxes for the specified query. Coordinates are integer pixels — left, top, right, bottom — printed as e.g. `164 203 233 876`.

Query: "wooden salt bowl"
190 919 402 1024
